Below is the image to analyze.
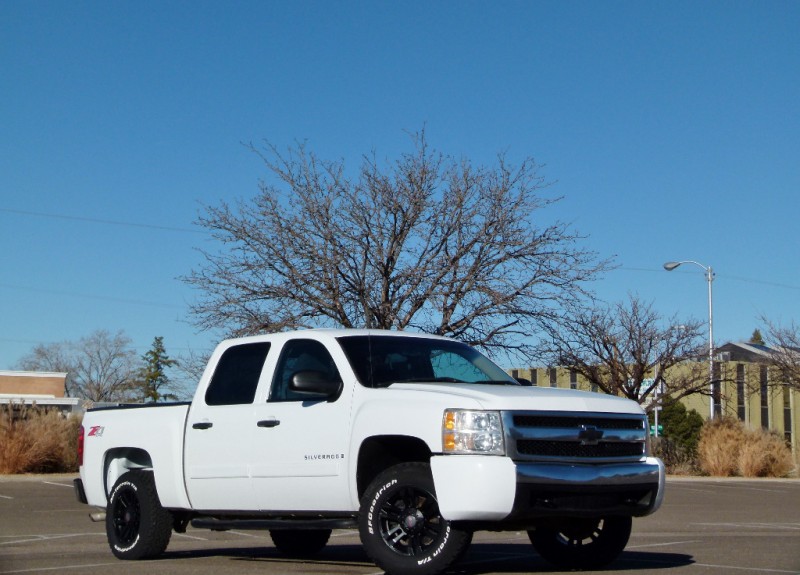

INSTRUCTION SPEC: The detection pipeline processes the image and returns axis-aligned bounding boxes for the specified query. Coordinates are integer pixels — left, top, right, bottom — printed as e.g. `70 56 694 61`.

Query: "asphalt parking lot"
1 475 798 575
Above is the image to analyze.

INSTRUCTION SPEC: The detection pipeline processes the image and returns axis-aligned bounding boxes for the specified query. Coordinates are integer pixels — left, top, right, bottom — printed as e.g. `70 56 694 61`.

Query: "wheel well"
104 447 153 498
356 435 432 498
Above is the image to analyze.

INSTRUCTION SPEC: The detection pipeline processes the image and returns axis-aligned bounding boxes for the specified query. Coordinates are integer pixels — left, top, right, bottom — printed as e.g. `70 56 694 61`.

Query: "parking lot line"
0 563 116 575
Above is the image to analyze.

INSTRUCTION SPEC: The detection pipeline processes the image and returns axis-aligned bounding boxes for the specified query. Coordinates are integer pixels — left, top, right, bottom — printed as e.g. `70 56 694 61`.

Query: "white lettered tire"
106 470 173 559
358 462 472 575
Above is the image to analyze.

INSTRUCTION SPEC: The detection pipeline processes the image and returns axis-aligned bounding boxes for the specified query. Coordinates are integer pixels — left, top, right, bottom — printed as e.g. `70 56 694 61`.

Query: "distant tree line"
19 132 797 412
15 331 187 403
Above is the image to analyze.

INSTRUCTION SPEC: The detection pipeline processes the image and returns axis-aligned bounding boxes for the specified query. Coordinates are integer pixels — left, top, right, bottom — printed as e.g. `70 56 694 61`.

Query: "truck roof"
217 328 453 347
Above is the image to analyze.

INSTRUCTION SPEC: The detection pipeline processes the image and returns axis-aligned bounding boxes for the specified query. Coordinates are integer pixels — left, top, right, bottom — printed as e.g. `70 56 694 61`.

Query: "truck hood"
387 382 644 415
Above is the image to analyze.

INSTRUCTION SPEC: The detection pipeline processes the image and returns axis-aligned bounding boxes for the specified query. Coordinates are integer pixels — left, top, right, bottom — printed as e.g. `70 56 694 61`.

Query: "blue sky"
1 1 799 371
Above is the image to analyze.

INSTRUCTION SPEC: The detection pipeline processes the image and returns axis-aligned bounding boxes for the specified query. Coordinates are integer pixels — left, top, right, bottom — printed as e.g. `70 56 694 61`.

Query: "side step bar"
191 517 358 531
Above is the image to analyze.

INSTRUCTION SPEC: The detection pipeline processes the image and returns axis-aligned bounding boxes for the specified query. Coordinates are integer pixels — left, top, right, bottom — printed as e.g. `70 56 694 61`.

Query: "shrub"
0 405 82 474
653 400 704 456
738 428 794 478
697 417 742 476
650 436 697 475
697 416 794 478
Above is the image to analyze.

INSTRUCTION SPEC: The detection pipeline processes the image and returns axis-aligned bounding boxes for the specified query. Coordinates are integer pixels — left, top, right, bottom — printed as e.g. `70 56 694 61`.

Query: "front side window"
270 339 341 402
337 335 517 388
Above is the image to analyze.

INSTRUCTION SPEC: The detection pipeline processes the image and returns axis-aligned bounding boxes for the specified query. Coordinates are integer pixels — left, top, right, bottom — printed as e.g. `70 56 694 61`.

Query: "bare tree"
761 317 800 389
15 341 76 396
16 330 140 402
174 348 212 397
535 295 708 410
69 330 140 402
185 132 609 356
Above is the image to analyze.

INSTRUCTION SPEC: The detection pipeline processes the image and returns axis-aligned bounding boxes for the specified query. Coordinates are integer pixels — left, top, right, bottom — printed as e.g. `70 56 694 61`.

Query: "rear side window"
205 342 271 406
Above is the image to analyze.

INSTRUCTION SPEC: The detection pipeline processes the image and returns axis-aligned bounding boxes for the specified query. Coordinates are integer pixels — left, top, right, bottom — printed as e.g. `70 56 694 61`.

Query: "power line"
0 283 184 309
0 207 208 234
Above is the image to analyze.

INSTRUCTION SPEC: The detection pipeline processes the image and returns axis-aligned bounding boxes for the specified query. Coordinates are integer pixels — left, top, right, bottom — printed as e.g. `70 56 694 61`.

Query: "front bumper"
431 455 664 523
508 457 665 519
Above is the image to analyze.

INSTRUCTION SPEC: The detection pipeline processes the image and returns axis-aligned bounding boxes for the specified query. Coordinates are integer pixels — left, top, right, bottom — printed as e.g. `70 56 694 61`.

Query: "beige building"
684 342 797 456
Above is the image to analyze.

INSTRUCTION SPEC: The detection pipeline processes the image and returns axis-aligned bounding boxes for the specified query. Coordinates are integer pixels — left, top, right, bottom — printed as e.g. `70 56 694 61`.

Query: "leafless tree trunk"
535 295 709 410
185 132 609 356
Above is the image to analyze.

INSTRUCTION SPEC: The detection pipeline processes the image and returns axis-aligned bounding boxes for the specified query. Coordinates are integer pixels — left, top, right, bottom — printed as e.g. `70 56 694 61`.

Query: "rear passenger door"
184 341 271 511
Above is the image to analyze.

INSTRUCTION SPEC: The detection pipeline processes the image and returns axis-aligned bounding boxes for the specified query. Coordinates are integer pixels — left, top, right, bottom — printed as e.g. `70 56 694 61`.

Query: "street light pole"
664 260 716 419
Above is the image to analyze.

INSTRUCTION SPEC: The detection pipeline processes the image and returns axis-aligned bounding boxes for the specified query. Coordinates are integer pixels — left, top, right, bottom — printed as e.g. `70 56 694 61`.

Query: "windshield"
336 334 518 388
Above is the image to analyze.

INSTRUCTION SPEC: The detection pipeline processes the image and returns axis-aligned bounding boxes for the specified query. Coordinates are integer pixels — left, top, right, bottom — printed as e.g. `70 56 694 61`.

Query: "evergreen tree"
749 329 765 345
139 337 178 402
657 401 704 455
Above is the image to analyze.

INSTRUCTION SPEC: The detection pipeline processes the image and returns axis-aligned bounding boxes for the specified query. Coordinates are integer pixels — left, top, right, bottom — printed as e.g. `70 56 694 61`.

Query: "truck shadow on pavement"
159 543 694 573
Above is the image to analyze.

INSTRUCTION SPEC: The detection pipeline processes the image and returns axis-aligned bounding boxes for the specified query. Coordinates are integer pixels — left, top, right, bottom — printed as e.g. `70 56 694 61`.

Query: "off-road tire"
359 462 472 575
106 470 173 560
528 516 632 569
269 529 332 557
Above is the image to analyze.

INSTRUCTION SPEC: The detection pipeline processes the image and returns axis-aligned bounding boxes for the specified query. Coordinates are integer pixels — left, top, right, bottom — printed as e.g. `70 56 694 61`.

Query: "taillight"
77 425 85 467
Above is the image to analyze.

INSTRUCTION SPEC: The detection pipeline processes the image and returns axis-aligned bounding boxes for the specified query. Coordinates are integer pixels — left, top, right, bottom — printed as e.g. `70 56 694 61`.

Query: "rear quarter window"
205 342 271 406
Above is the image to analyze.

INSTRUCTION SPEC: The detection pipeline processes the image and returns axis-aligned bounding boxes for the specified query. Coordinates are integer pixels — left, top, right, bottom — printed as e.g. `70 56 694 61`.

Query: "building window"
736 364 746 421
760 365 769 428
712 361 722 417
529 369 538 386
569 369 578 390
511 369 519 380
784 386 792 445
549 368 557 388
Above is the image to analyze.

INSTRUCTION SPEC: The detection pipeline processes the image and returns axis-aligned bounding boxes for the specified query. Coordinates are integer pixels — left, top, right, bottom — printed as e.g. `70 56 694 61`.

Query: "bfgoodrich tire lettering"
359 462 471 575
106 470 173 560
528 516 632 569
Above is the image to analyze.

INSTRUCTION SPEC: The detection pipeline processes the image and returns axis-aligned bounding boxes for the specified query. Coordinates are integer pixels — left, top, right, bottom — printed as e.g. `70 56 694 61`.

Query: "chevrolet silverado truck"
74 329 664 575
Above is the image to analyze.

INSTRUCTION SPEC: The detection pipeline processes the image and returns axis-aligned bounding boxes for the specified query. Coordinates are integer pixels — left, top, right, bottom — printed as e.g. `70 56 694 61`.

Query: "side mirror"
515 377 533 386
290 370 343 400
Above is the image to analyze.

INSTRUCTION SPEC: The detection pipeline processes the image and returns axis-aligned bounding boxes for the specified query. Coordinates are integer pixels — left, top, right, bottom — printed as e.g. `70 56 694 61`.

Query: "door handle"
192 422 213 430
257 419 280 428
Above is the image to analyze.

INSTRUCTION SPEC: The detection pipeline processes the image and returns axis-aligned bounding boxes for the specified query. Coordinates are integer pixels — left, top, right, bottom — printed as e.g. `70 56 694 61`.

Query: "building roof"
715 341 775 362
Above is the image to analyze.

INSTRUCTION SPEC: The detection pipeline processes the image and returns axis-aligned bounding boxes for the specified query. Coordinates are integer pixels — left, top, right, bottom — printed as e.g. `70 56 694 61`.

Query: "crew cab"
75 329 664 575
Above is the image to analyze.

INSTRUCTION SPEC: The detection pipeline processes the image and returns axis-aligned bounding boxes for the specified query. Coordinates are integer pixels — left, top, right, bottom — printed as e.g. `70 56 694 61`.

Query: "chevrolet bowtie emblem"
578 425 604 445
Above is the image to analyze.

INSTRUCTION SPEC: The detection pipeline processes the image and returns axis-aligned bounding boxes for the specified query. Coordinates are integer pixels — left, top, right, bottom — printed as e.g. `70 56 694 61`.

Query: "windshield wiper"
472 380 521 386
390 377 467 384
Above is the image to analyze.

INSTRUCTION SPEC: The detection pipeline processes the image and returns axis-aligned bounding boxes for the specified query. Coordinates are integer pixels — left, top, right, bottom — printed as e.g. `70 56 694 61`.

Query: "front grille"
513 414 644 430
517 439 645 458
504 411 647 463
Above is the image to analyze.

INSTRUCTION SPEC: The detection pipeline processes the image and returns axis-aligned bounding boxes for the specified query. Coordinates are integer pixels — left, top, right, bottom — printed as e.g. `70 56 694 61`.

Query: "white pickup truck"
75 329 664 575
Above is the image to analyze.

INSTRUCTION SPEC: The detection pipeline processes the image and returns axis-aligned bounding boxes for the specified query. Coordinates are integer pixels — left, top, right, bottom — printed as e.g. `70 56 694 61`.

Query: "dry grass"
0 405 82 474
698 417 794 478
738 428 795 478
697 417 741 476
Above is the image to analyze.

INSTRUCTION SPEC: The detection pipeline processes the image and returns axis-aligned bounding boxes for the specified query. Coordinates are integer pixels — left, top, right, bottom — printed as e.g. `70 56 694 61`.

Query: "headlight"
442 409 505 455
